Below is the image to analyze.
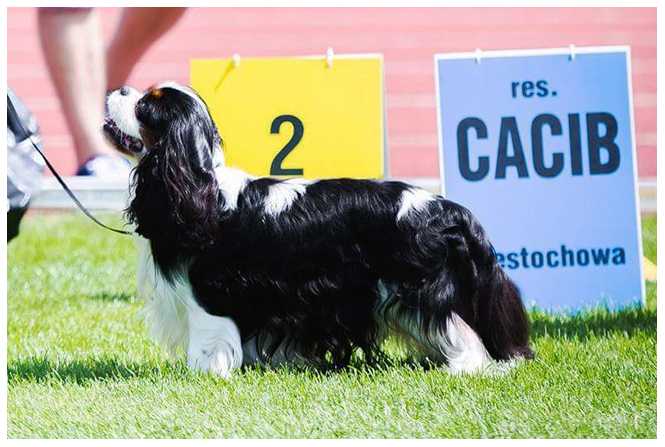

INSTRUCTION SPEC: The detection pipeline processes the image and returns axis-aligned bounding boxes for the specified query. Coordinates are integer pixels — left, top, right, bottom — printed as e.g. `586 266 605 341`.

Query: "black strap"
7 95 132 236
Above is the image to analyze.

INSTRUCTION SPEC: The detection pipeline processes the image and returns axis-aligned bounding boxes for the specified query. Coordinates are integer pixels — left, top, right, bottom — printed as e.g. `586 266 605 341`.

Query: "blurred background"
7 7 656 183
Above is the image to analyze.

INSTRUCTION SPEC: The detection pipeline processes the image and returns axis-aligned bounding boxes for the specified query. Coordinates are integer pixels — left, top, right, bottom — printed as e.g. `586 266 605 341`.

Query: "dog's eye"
149 88 163 98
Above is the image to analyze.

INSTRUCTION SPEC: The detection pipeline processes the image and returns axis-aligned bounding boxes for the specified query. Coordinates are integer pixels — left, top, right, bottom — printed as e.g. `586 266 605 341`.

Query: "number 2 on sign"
270 115 304 176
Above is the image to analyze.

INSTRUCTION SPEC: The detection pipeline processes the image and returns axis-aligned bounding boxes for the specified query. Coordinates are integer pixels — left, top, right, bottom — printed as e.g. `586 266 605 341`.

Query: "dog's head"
105 82 224 272
104 81 222 163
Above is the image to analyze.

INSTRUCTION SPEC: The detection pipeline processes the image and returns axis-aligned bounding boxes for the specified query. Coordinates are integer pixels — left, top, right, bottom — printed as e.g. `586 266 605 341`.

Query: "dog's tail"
452 203 534 361
475 258 534 361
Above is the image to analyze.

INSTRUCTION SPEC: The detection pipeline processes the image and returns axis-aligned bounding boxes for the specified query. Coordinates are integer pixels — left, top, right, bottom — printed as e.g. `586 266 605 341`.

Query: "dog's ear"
128 113 223 277
164 115 216 174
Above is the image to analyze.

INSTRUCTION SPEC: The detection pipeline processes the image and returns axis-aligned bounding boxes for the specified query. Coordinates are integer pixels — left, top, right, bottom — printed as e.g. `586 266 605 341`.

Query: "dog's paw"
187 343 239 378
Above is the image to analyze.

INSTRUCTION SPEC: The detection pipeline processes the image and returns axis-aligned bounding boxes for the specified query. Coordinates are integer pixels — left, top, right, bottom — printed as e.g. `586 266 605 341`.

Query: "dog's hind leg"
378 284 491 374
186 302 243 378
385 310 491 374
431 312 492 374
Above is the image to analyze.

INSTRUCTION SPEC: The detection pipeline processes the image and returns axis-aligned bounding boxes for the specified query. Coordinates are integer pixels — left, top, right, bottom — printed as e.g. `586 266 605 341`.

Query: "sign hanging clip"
326 47 334 68
474 48 483 64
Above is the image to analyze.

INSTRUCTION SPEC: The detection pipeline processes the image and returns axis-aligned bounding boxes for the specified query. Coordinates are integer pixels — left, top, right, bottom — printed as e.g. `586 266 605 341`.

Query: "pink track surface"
8 7 657 178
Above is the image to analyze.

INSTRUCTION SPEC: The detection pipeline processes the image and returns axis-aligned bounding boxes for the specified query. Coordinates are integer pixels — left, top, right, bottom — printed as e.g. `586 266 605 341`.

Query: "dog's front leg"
186 304 243 378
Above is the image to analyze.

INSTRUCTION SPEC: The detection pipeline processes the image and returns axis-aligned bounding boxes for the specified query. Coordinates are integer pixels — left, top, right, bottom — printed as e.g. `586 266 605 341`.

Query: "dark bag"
7 88 45 241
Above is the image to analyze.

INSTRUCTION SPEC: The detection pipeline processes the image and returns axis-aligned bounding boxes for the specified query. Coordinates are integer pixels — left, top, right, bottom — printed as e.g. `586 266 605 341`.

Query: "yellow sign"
191 55 384 179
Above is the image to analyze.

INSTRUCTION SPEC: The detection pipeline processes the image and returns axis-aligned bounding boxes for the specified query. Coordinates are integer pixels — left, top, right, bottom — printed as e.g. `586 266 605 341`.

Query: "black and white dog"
104 82 533 377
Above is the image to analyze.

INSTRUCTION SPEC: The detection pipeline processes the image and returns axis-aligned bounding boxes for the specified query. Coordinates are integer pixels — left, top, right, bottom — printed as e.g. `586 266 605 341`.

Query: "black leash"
7 95 132 236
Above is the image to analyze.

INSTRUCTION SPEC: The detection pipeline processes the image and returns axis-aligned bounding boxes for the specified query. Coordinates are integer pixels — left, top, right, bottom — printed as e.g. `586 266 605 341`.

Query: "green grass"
642 215 657 263
7 213 657 438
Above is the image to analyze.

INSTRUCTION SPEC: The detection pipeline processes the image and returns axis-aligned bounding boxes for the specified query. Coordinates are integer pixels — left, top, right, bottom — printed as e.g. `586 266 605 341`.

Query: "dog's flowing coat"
104 82 534 377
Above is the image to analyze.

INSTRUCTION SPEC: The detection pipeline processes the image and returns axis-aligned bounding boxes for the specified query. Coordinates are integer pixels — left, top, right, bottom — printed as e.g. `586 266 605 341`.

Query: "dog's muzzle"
103 116 144 154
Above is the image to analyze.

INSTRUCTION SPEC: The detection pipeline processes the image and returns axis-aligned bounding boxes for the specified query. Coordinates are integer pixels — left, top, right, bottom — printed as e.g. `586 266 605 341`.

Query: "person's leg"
38 8 119 167
106 8 187 90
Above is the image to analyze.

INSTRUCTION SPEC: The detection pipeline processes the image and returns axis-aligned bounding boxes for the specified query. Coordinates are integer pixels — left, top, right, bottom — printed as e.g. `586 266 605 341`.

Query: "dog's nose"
119 86 130 96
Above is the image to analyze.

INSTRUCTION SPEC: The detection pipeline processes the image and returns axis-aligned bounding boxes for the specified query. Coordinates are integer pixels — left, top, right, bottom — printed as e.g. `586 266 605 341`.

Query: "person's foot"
75 154 132 179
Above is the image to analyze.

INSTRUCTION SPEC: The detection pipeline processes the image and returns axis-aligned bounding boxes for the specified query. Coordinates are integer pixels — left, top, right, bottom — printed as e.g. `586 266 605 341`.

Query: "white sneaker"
75 154 132 179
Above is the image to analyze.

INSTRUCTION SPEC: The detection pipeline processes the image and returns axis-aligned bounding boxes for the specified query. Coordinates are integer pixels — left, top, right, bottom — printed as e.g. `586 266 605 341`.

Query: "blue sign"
435 47 644 311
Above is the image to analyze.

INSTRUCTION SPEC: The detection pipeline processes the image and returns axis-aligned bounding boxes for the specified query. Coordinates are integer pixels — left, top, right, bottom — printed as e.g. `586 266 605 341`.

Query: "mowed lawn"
7 213 656 438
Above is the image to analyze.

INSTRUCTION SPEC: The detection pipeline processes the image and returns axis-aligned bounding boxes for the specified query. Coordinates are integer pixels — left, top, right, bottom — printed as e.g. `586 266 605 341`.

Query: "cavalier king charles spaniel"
103 82 533 377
